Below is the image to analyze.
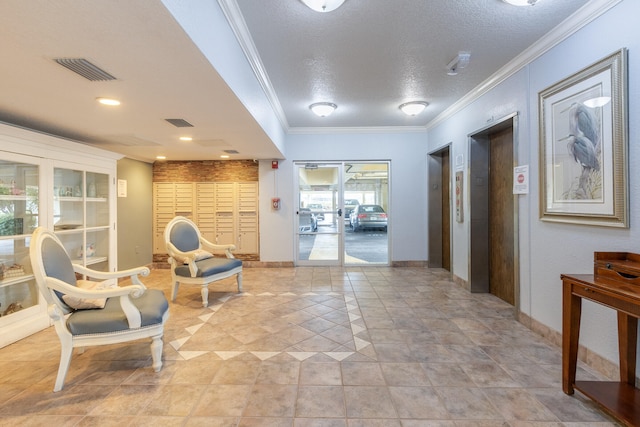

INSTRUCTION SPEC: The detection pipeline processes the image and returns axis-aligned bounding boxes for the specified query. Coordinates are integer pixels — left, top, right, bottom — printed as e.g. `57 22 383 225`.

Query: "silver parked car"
350 204 387 232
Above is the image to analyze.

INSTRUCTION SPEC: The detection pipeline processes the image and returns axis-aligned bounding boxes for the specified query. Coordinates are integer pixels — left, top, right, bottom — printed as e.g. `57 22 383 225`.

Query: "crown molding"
219 0 621 135
426 0 623 130
287 126 427 135
217 0 290 130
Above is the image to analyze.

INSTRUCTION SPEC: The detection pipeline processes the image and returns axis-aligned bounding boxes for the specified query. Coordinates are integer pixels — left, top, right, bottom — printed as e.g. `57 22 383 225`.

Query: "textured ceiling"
0 0 595 162
231 0 590 128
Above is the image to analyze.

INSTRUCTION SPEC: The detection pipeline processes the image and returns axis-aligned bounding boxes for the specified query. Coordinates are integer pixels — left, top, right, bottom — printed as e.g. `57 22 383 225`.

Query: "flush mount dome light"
310 102 337 117
300 0 346 12
399 101 429 116
502 0 539 6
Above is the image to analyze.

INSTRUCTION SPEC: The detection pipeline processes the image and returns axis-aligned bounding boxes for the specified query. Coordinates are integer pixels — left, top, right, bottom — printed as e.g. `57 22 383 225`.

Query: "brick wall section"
153 160 258 182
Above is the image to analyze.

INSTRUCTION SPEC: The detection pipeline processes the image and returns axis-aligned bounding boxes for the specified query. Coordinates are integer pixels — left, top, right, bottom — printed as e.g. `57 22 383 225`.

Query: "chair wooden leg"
171 280 180 302
150 335 163 372
54 338 73 392
201 286 209 307
237 271 243 293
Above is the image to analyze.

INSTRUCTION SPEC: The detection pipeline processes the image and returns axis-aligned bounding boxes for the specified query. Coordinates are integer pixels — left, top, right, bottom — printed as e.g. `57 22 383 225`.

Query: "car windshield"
360 205 384 213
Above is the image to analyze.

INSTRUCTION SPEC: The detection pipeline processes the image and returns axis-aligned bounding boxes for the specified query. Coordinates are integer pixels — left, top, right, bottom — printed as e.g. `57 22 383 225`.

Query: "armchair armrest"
72 264 150 287
44 276 146 328
200 236 236 258
166 242 201 277
45 276 146 299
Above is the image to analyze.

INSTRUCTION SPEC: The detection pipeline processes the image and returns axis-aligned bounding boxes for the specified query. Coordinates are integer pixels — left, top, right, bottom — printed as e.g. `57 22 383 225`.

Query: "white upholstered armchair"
164 216 243 307
29 227 169 392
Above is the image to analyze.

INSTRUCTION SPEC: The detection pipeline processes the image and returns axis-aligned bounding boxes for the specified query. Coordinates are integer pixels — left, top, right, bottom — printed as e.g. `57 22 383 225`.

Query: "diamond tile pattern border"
169 291 372 362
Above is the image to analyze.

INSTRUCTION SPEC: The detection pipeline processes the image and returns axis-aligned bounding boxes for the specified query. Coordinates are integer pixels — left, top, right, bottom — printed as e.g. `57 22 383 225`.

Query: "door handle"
337 208 342 217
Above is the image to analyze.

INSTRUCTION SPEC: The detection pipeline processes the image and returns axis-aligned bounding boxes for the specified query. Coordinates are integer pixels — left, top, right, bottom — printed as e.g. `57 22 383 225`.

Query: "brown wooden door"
488 127 514 304
441 150 451 271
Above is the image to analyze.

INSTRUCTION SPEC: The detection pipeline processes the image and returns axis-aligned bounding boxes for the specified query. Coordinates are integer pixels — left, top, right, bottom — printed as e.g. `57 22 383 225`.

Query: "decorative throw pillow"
62 279 115 310
193 249 213 262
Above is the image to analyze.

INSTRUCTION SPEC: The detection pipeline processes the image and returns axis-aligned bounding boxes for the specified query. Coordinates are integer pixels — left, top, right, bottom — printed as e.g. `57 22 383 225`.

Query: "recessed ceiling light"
96 97 120 106
300 0 346 13
156 156 166 160
399 101 429 116
179 136 193 141
220 155 230 159
309 102 337 117
502 0 539 6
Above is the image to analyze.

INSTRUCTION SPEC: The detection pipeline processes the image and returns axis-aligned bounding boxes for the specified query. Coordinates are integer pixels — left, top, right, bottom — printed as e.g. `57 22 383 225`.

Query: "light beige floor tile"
296 385 346 417
344 386 397 418
0 267 620 426
242 384 298 417
299 362 342 385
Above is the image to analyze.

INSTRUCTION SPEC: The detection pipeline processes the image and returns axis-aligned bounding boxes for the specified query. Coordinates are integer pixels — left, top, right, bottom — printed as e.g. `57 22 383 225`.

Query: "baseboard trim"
518 311 620 381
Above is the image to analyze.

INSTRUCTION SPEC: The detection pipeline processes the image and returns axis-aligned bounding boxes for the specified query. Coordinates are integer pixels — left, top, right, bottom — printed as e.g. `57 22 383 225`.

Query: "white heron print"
553 89 605 201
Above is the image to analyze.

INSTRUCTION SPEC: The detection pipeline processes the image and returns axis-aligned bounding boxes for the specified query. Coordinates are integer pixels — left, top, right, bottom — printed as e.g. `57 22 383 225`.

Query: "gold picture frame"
539 48 628 227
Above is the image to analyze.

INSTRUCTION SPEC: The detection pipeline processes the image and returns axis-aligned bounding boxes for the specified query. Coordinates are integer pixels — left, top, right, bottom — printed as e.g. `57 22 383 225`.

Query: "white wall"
428 0 639 366
259 131 429 263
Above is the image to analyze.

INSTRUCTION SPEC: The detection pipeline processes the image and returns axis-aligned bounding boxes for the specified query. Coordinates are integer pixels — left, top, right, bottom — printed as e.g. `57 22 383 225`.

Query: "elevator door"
469 115 518 307
489 127 515 304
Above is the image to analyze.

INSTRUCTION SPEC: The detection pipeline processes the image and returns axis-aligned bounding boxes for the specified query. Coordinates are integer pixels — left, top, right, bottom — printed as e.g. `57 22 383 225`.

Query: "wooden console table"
562 272 640 426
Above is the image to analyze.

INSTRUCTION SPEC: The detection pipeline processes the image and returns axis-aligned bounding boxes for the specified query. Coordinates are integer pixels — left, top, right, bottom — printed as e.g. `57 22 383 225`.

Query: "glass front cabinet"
0 123 119 348
0 154 47 347
53 167 111 272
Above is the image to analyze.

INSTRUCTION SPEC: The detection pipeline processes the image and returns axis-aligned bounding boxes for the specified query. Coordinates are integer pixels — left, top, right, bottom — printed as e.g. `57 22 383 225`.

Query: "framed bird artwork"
539 48 628 228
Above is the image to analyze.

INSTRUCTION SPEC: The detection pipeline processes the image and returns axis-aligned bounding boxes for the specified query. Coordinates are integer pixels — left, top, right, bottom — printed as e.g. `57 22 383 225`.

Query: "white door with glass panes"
295 161 389 266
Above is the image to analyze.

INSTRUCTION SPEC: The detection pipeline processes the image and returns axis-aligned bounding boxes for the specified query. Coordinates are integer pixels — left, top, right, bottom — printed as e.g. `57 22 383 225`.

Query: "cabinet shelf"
73 256 108 266
0 195 29 201
0 274 34 289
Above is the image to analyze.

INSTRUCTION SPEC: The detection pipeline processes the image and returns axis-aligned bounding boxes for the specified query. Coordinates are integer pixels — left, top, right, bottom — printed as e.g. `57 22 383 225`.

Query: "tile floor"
0 266 621 426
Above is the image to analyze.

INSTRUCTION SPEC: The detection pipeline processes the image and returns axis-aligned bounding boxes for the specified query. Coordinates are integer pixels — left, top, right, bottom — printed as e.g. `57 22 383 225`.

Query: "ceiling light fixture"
220 155 230 159
310 102 337 117
179 136 193 141
446 51 471 76
300 0 346 12
399 101 429 116
156 156 166 160
96 97 120 106
502 0 539 6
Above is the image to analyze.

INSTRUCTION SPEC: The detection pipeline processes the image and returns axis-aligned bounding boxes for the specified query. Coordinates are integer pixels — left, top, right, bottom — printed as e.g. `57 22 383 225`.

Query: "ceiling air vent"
54 58 117 81
224 150 240 154
165 118 193 128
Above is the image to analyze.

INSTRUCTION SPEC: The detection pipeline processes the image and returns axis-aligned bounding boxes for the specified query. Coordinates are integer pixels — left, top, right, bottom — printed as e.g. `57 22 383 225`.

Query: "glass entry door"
296 163 342 265
295 161 389 266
